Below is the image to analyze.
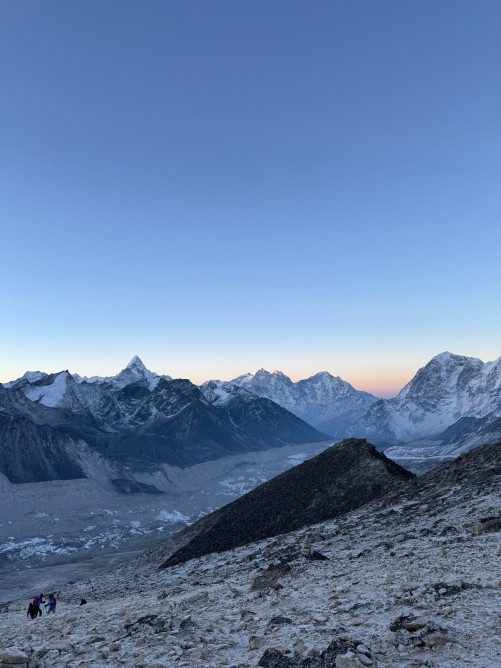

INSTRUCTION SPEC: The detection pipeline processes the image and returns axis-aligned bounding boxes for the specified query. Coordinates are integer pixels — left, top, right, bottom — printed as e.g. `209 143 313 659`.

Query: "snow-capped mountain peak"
2 370 48 388
126 355 147 370
113 356 168 391
356 352 501 445
24 370 70 407
219 367 377 432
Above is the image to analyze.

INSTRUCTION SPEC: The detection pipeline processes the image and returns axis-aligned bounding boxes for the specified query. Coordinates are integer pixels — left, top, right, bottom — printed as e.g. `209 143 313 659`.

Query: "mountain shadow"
160 438 415 568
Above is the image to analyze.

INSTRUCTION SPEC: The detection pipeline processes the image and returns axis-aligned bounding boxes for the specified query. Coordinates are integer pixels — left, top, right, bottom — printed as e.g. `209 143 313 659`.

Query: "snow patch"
25 372 68 407
156 510 190 524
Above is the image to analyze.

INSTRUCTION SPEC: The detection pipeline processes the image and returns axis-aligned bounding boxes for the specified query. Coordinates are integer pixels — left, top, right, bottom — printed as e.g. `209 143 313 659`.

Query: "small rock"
257 648 294 668
356 644 370 656
310 610 329 623
471 517 501 535
0 648 29 664
336 651 360 667
268 616 293 627
293 640 308 655
191 648 209 661
249 637 266 651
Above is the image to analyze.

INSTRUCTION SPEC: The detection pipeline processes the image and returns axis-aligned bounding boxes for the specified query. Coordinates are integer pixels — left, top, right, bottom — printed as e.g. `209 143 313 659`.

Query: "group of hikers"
27 592 58 619
26 592 87 619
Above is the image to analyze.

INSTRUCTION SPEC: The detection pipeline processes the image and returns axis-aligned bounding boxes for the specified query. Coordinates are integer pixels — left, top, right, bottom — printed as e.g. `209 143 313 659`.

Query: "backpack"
33 596 40 606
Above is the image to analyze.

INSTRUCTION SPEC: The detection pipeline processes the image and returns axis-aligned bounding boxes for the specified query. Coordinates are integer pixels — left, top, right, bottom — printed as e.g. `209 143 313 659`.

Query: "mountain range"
0 357 327 485
202 352 501 466
1 352 500 487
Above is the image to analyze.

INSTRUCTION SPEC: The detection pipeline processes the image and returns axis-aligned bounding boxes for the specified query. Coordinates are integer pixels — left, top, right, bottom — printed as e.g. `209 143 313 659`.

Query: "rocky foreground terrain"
0 442 500 668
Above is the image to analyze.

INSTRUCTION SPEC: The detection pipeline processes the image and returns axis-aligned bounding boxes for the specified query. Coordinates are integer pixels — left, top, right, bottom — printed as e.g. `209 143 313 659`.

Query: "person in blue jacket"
45 593 57 614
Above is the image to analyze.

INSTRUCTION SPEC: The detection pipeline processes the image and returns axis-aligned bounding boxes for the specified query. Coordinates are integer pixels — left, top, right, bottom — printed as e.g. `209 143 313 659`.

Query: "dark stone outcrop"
160 439 414 568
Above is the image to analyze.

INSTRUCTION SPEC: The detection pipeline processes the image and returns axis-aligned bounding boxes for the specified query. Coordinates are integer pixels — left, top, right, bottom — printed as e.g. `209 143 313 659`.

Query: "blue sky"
1 1 500 396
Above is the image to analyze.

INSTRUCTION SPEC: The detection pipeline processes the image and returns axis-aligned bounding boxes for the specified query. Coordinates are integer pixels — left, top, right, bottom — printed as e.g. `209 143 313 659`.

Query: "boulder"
0 648 29 664
335 652 362 667
0 647 28 665
471 516 501 535
268 616 293 627
249 637 266 651
258 649 296 668
390 615 429 632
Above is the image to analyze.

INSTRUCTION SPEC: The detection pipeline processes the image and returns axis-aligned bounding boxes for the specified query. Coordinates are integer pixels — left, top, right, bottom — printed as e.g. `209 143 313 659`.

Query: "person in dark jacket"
32 594 44 617
27 602 38 619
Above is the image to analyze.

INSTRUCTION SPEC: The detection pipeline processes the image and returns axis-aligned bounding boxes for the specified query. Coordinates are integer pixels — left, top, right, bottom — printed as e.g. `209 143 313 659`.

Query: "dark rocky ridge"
0 386 85 483
160 438 415 568
406 439 501 501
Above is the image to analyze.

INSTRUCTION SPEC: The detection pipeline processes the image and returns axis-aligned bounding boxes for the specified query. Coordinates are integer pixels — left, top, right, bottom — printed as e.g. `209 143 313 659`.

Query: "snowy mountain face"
354 352 501 446
202 354 501 468
6 356 170 407
218 368 378 434
0 358 328 485
199 380 255 406
2 352 500 484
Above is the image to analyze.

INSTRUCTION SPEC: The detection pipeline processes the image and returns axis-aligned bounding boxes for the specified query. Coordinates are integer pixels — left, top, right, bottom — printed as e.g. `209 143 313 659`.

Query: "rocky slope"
0 442 499 668
159 439 414 568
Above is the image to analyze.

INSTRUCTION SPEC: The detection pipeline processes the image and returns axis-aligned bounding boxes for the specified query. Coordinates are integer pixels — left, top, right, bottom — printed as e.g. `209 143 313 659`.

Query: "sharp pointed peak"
126 355 146 369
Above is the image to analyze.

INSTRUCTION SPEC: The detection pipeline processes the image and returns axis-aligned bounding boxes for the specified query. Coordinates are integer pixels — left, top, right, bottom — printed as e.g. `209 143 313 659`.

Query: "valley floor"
0 440 332 585
1 463 500 668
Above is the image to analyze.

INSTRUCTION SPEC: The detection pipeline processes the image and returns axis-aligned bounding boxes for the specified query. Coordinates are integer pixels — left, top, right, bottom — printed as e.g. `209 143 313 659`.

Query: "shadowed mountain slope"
0 369 329 483
407 440 501 501
160 438 415 568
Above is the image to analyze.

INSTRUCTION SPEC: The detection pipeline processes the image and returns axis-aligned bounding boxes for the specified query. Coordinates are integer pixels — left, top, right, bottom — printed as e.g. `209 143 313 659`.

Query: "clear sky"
1 1 500 397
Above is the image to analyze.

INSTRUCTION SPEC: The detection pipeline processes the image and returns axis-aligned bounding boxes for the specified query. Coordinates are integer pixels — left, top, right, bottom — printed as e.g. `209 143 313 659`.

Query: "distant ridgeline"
1 352 500 485
0 358 328 485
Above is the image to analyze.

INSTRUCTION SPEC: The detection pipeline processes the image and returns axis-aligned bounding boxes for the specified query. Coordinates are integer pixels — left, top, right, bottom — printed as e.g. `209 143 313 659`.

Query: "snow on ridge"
24 371 68 407
3 370 47 388
73 374 106 385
